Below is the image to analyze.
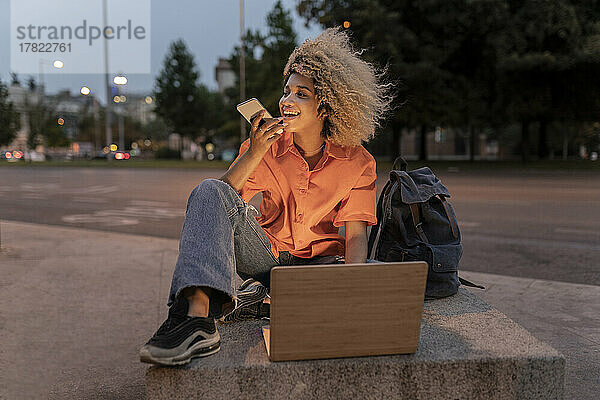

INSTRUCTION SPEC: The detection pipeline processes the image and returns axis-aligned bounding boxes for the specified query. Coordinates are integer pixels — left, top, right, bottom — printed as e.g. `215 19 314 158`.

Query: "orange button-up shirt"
233 131 377 259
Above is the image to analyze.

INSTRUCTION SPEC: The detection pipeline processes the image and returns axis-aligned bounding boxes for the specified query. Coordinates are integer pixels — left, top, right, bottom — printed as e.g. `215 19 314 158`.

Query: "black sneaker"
220 278 269 323
139 296 220 366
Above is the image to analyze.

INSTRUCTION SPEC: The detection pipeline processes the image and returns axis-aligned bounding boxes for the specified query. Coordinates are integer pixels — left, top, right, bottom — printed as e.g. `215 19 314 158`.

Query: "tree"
223 1 298 144
45 124 71 148
143 116 170 141
153 39 211 141
299 0 600 161
298 0 484 160
492 0 600 161
10 73 20 86
0 79 21 147
23 89 58 150
495 1 577 161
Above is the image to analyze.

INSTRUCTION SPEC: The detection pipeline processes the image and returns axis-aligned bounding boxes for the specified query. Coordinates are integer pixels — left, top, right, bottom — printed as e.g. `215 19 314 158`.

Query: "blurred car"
92 151 108 160
114 151 131 160
1 150 24 162
24 151 45 162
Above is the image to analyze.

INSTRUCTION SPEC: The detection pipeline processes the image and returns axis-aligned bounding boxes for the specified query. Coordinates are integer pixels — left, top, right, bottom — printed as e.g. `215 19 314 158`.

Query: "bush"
154 146 181 160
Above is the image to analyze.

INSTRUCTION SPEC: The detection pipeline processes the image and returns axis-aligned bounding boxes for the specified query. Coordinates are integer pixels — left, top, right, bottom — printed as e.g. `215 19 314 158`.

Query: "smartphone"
236 98 272 124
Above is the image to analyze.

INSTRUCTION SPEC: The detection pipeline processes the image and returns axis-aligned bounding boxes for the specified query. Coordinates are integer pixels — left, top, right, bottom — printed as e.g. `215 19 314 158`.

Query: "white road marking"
62 201 183 226
15 183 119 195
21 193 46 199
129 200 173 207
70 185 119 194
555 228 600 236
62 214 139 225
466 234 600 251
71 197 108 203
20 183 60 191
95 207 182 218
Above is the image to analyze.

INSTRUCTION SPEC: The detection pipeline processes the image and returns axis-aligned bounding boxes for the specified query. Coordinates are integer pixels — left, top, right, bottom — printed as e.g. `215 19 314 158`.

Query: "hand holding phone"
237 98 286 153
237 98 273 124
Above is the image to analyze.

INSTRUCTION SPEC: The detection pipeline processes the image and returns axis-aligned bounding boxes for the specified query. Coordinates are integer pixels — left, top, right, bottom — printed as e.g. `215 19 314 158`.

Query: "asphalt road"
1 166 599 286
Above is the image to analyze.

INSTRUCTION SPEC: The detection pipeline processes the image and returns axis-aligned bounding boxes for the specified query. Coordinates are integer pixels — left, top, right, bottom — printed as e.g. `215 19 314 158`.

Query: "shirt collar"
273 131 295 158
273 132 350 160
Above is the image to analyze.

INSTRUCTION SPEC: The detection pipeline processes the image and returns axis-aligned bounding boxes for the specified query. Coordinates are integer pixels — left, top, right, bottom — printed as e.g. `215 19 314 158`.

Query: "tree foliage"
222 1 298 143
153 39 224 140
297 0 600 160
23 90 61 149
0 80 21 147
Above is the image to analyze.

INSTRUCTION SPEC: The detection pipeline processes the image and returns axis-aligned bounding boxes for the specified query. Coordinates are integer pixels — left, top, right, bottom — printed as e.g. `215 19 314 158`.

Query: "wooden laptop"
262 261 428 361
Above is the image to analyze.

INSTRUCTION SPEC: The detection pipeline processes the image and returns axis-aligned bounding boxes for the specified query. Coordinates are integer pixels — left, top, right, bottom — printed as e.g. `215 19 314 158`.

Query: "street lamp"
80 86 101 154
239 0 246 144
113 76 127 85
38 58 63 94
113 74 127 151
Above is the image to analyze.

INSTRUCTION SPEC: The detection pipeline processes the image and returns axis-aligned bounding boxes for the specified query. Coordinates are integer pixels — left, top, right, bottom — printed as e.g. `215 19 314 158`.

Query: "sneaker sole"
140 334 221 366
222 283 268 323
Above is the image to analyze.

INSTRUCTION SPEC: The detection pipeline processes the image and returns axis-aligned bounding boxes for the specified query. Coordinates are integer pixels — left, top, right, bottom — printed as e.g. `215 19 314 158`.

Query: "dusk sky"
0 0 322 104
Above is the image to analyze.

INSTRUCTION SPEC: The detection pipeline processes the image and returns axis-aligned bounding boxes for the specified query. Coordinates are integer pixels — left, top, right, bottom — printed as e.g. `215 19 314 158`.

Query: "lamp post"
239 0 246 144
81 86 101 154
113 75 127 152
36 59 63 155
103 0 113 160
38 59 63 94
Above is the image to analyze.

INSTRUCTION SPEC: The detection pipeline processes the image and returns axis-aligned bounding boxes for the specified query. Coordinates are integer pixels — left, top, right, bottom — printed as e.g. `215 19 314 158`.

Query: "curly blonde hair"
283 27 393 147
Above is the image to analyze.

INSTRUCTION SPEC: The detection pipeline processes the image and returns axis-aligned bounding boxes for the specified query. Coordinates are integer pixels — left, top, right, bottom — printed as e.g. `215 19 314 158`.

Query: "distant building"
6 83 32 150
53 90 88 140
3 83 158 152
215 58 235 96
120 94 156 126
399 127 498 160
6 85 88 146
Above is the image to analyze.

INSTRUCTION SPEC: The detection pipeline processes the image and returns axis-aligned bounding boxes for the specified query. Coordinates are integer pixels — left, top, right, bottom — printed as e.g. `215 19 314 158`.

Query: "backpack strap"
409 203 429 243
438 195 459 239
393 156 408 171
368 180 397 260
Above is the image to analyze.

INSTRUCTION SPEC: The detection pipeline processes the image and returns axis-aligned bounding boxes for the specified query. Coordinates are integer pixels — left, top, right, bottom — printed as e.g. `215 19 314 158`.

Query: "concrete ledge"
146 289 565 400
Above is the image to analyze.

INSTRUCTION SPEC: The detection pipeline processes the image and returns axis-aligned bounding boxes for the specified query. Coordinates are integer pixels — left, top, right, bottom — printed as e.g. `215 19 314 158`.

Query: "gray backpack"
367 157 482 299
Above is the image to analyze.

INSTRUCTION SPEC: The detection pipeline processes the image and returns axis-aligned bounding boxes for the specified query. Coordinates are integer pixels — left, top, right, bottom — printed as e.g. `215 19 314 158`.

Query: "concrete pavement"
2 167 599 287
1 220 598 399
459 271 600 399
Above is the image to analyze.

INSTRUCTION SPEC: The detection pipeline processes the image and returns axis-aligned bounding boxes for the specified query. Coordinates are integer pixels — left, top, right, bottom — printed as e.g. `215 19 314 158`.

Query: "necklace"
297 142 325 157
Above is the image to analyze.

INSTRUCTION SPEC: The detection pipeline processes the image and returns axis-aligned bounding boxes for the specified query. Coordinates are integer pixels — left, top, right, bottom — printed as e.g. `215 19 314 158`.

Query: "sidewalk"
1 220 598 399
459 270 600 399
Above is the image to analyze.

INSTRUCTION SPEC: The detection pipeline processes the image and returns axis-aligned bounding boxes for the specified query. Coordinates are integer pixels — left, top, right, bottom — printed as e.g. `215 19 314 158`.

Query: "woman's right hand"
249 110 287 155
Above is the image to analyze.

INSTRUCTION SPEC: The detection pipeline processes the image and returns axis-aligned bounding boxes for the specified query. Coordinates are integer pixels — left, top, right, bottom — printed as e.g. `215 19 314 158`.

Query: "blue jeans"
167 179 344 317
